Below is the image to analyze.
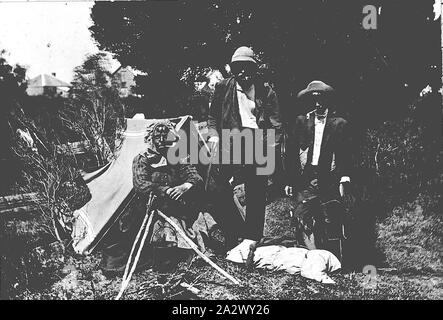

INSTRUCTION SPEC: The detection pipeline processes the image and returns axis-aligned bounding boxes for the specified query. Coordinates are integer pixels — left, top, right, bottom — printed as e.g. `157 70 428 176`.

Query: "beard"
236 75 254 90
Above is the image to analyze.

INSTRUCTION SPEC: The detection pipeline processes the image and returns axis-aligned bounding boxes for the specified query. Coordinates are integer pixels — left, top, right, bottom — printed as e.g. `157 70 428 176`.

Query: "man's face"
231 61 257 88
152 124 180 153
311 92 327 114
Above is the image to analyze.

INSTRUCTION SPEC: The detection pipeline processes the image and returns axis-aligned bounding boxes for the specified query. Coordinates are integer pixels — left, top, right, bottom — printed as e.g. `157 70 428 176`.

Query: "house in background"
111 66 137 97
27 73 71 97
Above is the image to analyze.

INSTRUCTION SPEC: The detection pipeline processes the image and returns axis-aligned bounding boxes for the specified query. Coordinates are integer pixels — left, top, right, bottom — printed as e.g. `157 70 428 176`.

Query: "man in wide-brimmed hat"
284 80 353 251
207 46 283 251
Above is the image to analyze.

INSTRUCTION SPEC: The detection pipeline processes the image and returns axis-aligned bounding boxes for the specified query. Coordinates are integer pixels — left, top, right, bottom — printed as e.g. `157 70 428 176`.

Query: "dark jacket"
132 150 203 218
207 76 283 144
285 113 353 193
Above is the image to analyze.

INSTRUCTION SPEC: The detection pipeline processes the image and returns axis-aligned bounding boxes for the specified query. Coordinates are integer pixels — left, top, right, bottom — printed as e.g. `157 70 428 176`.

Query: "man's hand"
207 136 219 156
284 185 293 197
166 182 193 201
339 181 354 210
339 181 350 197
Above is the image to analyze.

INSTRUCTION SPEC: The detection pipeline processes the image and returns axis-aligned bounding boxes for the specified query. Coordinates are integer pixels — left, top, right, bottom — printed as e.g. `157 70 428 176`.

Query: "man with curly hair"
100 120 219 275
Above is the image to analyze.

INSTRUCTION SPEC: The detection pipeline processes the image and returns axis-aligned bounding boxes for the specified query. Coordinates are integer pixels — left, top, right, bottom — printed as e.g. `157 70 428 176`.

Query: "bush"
62 52 125 167
0 223 66 300
357 115 441 208
11 117 91 242
1 119 92 299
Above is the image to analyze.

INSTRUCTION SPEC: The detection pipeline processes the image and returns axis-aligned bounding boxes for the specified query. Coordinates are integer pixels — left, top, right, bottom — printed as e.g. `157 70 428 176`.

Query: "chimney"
52 72 56 77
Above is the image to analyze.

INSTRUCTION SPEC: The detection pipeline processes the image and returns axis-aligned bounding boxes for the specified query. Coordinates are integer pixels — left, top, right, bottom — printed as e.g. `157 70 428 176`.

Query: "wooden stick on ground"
180 282 200 295
156 210 241 285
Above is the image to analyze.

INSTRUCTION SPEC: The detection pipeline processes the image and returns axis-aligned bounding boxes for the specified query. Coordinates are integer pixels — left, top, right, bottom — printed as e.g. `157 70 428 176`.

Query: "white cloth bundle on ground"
226 241 341 284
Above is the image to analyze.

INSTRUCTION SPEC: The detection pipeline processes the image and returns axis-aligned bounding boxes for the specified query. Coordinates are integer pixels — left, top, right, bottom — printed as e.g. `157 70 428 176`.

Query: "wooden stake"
156 210 241 285
115 194 156 300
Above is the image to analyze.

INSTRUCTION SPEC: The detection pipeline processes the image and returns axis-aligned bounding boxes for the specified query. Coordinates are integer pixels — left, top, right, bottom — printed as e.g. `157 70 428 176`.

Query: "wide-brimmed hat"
297 80 334 99
231 46 256 64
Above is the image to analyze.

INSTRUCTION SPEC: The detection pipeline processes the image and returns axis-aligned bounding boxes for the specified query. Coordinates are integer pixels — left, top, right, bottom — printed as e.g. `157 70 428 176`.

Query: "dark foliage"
90 0 440 123
0 51 28 194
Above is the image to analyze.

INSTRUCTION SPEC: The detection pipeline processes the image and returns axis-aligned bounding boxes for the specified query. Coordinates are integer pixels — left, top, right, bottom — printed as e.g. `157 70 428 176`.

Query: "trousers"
209 128 269 244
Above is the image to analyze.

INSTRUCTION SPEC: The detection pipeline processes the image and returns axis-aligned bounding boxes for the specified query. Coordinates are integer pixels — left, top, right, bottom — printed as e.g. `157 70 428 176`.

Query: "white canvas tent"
71 115 192 254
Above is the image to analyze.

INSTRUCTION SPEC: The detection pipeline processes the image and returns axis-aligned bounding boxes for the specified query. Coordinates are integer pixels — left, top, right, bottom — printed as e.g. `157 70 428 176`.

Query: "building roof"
112 65 147 77
27 74 71 88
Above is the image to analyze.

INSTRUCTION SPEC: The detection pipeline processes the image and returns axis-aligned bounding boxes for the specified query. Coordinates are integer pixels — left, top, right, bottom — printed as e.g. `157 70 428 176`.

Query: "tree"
61 52 125 167
0 50 27 115
0 50 28 194
90 1 232 117
88 0 442 214
89 0 440 124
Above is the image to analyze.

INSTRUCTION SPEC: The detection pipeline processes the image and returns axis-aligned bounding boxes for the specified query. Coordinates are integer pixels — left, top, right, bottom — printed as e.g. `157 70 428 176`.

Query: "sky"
0 0 109 83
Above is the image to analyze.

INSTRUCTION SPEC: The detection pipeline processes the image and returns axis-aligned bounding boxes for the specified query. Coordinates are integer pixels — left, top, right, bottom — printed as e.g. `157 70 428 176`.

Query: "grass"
3 196 442 300
11 246 443 300
376 195 442 273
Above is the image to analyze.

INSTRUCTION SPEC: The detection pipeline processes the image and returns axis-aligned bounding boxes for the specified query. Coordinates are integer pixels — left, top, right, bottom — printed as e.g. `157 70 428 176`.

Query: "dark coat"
132 150 203 218
285 113 353 194
207 76 283 145
99 151 205 273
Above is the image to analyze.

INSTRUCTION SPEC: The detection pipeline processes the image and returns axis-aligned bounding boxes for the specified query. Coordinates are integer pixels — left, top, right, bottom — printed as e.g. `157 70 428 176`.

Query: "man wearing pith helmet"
284 80 354 251
207 46 283 251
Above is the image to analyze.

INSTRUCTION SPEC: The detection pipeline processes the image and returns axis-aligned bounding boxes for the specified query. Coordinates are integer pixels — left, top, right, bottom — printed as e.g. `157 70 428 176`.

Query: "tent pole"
115 193 157 300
